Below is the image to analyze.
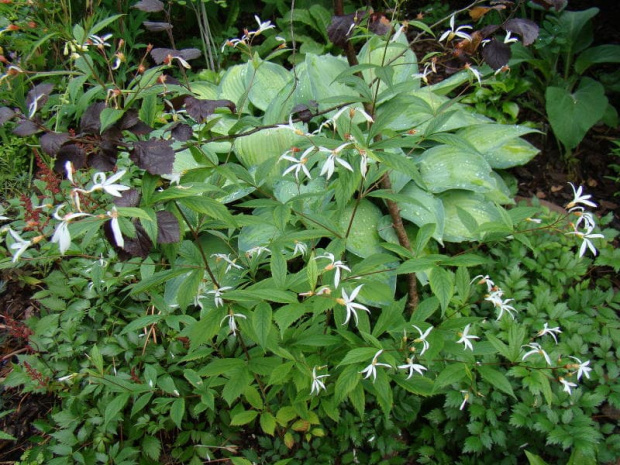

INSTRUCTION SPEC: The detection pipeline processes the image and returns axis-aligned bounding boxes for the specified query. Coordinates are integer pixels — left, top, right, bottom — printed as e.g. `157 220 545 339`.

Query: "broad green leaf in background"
440 191 504 242
546 77 607 150
456 124 540 169
357 35 419 94
575 44 620 74
339 199 383 258
246 59 291 112
416 145 496 194
397 182 445 243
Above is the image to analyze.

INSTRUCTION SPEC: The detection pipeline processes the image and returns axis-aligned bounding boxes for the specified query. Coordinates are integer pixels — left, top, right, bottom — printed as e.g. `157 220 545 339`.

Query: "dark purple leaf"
130 139 175 175
291 103 315 123
156 211 180 243
119 109 140 130
40 132 70 155
128 121 153 135
184 97 236 123
150 48 201 65
80 102 106 133
327 11 364 47
90 149 118 171
143 21 173 32
133 0 164 12
114 188 141 208
529 0 565 11
12 119 40 136
104 220 152 259
504 18 539 46
479 24 500 39
482 39 512 69
170 122 193 141
368 12 391 36
54 144 87 172
0 107 16 125
25 83 54 117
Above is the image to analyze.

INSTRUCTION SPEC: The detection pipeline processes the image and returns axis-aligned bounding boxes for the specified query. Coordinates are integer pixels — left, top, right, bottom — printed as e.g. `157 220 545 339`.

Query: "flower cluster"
221 16 282 52
565 183 604 257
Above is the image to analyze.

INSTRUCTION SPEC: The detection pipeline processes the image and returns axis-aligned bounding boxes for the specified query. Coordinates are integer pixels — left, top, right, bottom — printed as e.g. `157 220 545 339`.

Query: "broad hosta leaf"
397 182 445 242
246 60 291 111
440 191 504 242
339 199 383 258
546 78 607 150
234 127 302 168
456 124 539 169
357 34 418 92
297 54 357 104
130 139 175 175
417 145 496 194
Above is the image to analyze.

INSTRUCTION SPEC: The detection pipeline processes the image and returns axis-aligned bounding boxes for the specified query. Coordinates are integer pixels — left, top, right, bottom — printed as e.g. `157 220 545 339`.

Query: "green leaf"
170 398 185 428
179 197 237 227
0 431 17 440
260 412 277 435
230 458 254 465
103 393 130 428
335 365 361 403
89 13 124 36
429 267 454 315
142 436 161 461
339 347 382 366
252 302 272 349
306 252 318 290
524 450 551 465
121 315 163 335
575 44 620 74
99 108 125 133
222 366 252 405
270 250 287 289
89 344 104 374
433 363 468 392
230 410 259 426
477 365 515 398
486 334 513 361
187 310 222 350
546 78 607 150
225 289 297 304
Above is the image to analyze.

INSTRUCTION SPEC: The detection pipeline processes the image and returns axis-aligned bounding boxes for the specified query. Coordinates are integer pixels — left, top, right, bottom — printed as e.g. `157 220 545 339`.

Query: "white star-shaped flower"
398 357 427 379
359 349 391 383
310 366 329 395
337 285 370 326
456 324 479 351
